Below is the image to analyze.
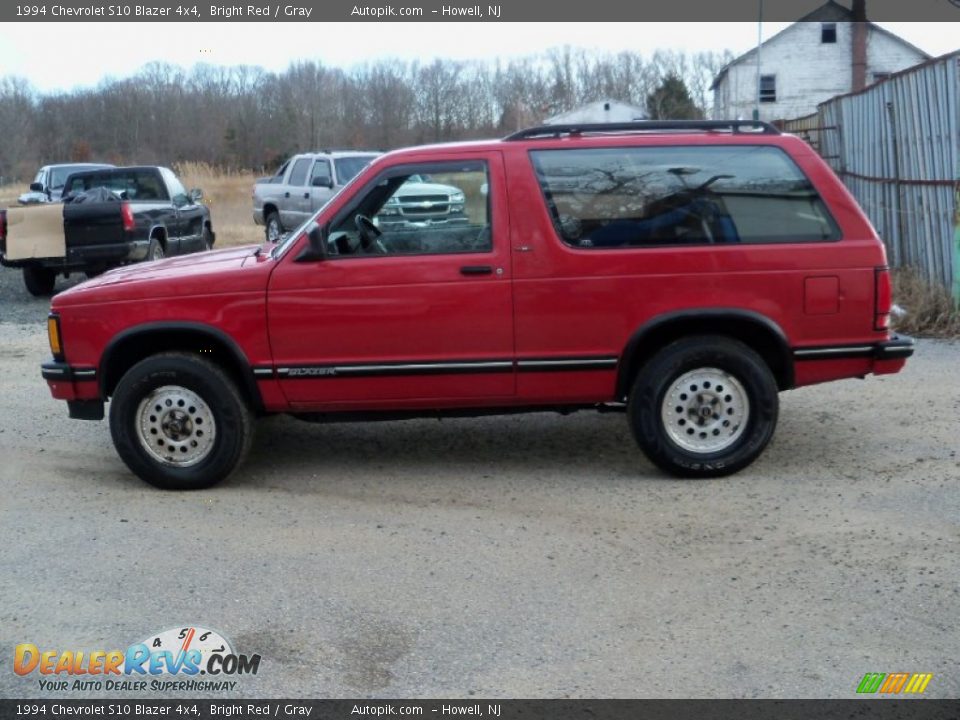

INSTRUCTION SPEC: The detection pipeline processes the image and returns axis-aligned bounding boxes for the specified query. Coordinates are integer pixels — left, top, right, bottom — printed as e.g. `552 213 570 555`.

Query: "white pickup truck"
252 152 469 241
253 151 378 242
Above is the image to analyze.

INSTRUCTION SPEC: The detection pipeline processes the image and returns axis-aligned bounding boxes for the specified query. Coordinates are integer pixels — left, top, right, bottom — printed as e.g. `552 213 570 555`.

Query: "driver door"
266 153 514 410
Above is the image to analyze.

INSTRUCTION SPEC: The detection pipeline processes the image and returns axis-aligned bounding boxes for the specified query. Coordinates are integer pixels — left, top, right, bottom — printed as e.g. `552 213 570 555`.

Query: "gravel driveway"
0 265 957 699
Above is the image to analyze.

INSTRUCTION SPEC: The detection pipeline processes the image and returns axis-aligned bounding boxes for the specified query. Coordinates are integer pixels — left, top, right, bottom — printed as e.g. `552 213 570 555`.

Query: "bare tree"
0 47 737 173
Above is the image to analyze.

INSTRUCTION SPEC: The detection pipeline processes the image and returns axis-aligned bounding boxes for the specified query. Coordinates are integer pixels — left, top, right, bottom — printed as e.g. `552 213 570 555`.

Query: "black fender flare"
616 308 794 398
99 322 264 411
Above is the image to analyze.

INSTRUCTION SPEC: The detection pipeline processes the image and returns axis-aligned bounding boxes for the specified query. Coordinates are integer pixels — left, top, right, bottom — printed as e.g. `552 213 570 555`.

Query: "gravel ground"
0 264 958 699
0 264 83 324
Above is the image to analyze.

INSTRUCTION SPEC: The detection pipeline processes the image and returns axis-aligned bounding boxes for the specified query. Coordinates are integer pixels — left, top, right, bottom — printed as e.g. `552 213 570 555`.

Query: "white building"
544 100 648 125
712 1 930 121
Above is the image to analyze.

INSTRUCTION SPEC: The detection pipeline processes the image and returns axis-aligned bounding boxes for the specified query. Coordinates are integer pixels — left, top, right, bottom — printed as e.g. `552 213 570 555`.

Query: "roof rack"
503 120 780 141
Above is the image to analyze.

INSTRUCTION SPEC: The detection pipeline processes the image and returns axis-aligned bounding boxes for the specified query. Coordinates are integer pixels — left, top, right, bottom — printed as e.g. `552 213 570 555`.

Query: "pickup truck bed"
0 165 214 296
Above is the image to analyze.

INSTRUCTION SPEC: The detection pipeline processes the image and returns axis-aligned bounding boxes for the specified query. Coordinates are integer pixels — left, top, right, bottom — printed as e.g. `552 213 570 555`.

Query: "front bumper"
42 360 104 419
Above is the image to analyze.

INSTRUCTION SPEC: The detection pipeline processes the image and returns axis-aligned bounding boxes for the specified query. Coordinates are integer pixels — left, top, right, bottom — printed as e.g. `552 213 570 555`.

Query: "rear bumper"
792 335 914 387
873 335 915 360
792 335 914 362
2 240 147 270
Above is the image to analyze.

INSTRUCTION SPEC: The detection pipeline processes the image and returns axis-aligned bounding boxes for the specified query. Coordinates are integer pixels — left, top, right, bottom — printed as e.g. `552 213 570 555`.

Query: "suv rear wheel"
628 335 778 477
109 353 253 490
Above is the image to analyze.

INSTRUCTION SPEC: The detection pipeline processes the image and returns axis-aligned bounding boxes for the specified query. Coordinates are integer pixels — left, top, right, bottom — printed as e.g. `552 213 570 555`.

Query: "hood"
18 191 51 205
53 244 267 307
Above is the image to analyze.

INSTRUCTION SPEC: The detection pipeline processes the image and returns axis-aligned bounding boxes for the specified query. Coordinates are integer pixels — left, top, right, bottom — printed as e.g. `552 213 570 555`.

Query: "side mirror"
311 176 333 189
189 188 203 202
29 182 44 193
295 222 327 262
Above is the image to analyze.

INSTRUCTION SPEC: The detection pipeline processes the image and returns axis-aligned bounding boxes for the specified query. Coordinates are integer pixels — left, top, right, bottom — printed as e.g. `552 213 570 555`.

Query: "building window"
821 23 837 43
760 75 777 103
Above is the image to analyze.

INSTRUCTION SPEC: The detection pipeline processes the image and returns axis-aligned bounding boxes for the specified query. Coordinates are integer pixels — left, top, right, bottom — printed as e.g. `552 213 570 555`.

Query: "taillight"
120 201 135 232
875 266 892 331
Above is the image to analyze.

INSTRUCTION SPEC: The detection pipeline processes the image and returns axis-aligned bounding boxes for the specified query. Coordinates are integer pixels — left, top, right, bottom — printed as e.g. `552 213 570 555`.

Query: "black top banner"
3 0 960 22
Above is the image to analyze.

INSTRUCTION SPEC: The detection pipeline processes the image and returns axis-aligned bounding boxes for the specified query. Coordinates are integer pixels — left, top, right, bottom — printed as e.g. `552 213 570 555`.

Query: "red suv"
42 121 913 489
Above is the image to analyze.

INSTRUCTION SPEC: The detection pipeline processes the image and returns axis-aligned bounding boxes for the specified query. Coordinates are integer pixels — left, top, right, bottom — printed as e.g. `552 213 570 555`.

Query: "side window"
327 161 491 257
530 146 840 248
310 160 333 188
273 161 289 182
288 158 311 187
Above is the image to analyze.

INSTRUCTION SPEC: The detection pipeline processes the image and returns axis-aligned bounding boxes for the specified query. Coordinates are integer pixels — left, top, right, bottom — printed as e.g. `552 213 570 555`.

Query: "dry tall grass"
892 267 960 338
174 162 263 247
0 184 20 208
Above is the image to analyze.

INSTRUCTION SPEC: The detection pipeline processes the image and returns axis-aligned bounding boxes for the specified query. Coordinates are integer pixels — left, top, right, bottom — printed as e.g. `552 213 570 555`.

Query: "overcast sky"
1 22 956 93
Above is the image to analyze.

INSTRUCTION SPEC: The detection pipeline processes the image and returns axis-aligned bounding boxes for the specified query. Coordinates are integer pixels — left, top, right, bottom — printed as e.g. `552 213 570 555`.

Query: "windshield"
334 156 376 185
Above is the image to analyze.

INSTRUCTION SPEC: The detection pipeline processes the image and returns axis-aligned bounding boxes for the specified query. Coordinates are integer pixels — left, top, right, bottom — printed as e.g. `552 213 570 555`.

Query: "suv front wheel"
109 353 253 490
628 336 778 477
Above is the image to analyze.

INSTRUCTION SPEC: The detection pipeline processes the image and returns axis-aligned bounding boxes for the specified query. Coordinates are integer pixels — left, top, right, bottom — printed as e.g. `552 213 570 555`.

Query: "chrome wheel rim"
135 385 216 467
661 368 749 454
151 244 164 260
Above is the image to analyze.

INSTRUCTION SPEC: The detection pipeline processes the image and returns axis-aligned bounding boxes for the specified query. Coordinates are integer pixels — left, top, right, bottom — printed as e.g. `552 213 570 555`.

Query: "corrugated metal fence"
783 53 960 299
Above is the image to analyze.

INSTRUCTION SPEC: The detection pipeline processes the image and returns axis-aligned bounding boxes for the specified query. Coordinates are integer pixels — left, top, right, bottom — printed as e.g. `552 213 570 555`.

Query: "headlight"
450 192 465 204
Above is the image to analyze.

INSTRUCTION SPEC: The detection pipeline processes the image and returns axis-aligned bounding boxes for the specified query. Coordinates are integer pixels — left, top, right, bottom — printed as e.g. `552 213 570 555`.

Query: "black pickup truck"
0 166 214 296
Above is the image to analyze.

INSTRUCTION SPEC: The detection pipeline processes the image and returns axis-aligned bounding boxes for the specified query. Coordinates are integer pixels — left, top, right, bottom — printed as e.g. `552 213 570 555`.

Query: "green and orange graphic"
856 672 933 694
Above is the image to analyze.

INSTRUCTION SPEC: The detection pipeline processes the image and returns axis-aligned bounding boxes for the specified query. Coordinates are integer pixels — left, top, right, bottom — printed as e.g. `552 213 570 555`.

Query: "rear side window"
530 146 840 248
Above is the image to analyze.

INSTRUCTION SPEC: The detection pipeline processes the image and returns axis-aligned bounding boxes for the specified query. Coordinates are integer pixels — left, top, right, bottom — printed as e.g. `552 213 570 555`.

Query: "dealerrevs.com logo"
14 626 261 692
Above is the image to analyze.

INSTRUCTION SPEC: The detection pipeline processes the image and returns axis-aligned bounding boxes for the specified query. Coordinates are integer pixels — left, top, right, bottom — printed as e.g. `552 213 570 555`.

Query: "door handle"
303 192 309 199
284 191 290 198
460 265 493 276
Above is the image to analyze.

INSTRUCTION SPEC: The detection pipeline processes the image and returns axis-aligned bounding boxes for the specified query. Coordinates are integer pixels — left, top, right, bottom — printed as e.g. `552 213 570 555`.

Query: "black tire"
627 335 778 478
264 211 282 243
23 265 56 296
109 353 254 490
201 225 214 251
147 237 165 261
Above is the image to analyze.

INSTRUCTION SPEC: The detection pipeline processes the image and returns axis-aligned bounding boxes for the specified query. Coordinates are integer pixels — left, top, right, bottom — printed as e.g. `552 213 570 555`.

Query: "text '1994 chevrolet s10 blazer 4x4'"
39 121 913 489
